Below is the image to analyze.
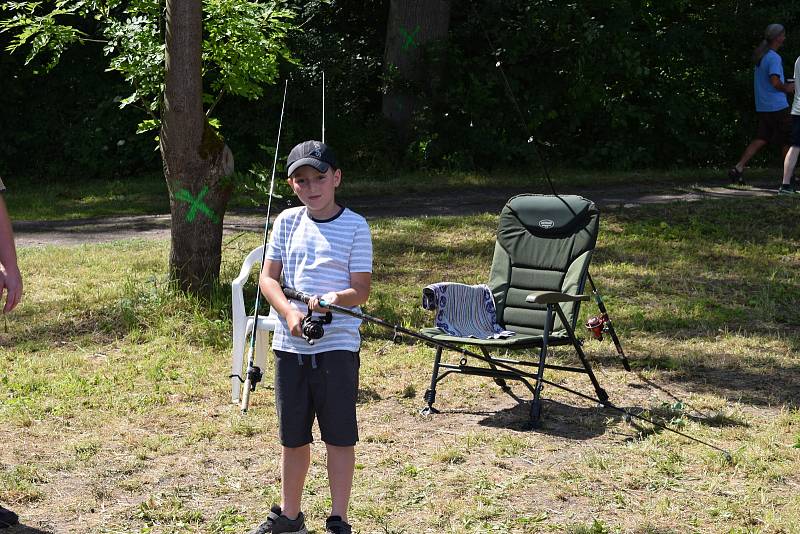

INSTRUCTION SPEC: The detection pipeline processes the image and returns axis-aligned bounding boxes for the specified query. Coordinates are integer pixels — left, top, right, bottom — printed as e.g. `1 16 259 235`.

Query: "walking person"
780 53 800 195
249 140 372 534
0 177 23 530
729 23 795 185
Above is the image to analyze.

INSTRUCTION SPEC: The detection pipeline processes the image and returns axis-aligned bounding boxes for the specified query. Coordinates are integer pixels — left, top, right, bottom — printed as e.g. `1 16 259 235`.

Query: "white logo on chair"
538 219 555 229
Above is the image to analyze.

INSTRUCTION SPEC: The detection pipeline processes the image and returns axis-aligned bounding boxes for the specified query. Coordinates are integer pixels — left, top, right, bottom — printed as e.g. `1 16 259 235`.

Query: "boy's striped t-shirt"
266 205 372 354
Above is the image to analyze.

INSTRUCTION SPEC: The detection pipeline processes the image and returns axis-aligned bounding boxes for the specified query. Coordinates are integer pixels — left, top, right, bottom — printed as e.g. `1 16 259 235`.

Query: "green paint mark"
175 186 220 224
400 25 420 51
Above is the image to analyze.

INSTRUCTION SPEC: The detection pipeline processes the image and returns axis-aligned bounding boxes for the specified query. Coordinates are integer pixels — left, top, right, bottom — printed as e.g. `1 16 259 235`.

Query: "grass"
4 166 773 221
1 195 800 532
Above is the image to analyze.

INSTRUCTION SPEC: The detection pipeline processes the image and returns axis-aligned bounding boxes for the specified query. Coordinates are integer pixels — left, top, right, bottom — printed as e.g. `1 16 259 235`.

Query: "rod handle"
282 286 311 304
282 287 331 308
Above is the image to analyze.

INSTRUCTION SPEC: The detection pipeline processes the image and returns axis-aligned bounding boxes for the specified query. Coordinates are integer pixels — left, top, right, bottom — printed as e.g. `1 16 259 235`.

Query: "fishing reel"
301 308 332 344
585 313 610 341
229 361 263 391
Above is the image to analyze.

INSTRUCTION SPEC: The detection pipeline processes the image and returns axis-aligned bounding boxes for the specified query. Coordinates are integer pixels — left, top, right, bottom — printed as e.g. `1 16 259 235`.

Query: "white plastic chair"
230 245 279 403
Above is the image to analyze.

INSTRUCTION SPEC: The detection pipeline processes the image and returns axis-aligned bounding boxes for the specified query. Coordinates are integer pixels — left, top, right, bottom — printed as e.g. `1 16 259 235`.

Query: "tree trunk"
382 0 451 139
162 0 234 296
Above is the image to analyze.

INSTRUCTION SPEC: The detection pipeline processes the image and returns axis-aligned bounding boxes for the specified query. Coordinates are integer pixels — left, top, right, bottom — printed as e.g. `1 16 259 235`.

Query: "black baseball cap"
286 140 338 176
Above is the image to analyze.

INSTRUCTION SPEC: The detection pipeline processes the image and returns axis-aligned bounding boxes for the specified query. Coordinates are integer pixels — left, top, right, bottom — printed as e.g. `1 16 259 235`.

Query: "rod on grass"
238 80 289 414
282 287 732 460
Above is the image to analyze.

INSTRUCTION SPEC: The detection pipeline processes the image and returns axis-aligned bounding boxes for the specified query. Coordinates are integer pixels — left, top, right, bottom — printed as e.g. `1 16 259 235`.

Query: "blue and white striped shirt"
266 206 372 353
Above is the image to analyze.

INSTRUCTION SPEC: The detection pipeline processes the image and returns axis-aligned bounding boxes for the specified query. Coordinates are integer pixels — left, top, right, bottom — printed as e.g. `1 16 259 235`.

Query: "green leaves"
0 1 89 70
1 0 296 132
203 0 296 101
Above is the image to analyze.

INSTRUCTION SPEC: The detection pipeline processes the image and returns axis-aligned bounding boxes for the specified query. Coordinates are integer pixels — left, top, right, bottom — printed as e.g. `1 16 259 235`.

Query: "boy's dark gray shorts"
274 349 360 448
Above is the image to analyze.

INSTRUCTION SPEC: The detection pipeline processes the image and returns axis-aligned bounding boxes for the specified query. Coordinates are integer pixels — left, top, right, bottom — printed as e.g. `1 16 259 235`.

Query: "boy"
252 141 372 534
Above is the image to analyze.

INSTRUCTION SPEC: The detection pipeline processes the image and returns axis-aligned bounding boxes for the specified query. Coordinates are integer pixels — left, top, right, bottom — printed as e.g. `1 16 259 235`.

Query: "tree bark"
382 0 451 139
162 0 234 295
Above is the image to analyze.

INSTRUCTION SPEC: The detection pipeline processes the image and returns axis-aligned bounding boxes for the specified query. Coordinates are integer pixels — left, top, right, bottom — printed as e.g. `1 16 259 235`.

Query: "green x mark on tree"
175 186 221 224
400 25 420 51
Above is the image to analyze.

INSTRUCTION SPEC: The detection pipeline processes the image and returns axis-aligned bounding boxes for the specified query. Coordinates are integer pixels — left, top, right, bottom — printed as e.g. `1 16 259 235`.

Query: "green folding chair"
421 194 617 427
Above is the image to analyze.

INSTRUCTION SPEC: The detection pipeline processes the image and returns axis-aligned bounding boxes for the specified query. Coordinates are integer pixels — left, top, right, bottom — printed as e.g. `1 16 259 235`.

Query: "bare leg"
281 444 311 520
782 146 800 185
326 443 355 522
735 138 768 171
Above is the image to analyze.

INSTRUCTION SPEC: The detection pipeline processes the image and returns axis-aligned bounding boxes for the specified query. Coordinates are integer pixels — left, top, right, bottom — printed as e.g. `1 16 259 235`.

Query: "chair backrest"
488 194 599 335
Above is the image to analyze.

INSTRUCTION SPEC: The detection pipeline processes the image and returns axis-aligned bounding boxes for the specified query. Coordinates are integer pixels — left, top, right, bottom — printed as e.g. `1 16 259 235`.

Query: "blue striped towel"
422 283 515 339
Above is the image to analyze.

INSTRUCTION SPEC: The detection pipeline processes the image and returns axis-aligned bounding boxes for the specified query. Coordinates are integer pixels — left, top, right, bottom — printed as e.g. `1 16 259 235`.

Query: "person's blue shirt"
754 49 789 112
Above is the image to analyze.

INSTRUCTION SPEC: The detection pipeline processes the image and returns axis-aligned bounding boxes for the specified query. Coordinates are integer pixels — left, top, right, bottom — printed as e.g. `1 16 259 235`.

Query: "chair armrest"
232 246 265 324
526 291 590 304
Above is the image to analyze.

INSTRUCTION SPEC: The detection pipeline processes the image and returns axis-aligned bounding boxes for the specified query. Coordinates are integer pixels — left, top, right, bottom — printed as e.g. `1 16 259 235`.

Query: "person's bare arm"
309 272 371 311
770 74 794 93
0 195 22 313
258 259 306 337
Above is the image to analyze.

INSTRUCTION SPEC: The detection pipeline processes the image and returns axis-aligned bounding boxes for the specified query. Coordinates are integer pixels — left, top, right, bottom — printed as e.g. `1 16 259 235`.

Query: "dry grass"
2 196 800 533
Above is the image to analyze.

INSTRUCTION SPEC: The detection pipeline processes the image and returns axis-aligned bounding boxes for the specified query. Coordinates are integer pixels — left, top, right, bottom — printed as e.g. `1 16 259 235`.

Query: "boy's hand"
310 292 338 312
285 307 307 338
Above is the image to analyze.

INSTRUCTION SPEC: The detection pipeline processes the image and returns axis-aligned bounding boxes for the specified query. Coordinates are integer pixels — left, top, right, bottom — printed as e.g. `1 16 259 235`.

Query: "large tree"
1 0 294 294
381 0 450 139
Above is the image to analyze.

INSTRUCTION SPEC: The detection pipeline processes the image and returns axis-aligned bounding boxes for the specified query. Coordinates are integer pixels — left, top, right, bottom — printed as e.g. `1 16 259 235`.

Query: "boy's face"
288 165 342 219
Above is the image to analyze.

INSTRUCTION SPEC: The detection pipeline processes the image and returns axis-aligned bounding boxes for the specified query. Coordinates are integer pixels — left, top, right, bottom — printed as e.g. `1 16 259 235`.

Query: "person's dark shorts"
274 349 360 447
789 114 800 147
755 108 791 145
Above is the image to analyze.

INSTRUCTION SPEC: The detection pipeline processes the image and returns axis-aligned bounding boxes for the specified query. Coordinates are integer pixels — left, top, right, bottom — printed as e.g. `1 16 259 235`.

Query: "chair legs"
231 319 273 404
529 306 554 427
231 319 246 403
554 304 608 403
420 304 610 427
422 346 443 415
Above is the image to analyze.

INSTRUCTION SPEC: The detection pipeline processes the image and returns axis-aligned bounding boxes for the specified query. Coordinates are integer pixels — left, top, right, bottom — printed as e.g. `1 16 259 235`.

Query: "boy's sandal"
325 516 352 534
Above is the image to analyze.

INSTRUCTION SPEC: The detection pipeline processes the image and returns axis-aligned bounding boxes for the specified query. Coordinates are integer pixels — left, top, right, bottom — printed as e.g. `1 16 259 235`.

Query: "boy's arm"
0 195 22 313
311 272 371 311
258 259 306 337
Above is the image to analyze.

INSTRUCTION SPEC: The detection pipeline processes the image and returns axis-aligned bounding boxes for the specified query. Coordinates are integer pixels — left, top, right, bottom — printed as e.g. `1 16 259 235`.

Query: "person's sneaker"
248 505 308 534
325 515 352 534
728 167 745 184
778 185 800 195
0 505 19 528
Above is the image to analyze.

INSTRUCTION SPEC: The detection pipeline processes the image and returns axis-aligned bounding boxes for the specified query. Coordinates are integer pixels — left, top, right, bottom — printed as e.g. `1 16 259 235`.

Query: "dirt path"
11 180 782 247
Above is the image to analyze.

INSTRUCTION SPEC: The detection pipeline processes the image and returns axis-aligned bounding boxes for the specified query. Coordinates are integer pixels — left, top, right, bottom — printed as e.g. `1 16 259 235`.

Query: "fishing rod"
585 272 630 371
322 71 326 143
235 79 289 414
282 287 732 460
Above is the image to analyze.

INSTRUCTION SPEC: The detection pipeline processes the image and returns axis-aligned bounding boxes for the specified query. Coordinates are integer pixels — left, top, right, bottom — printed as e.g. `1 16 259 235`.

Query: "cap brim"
288 158 330 176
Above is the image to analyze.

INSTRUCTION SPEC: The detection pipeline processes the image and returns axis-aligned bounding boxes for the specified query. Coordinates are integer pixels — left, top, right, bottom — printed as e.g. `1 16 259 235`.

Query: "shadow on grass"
6 524 54 534
462 391 748 441
477 398 612 438
676 363 800 409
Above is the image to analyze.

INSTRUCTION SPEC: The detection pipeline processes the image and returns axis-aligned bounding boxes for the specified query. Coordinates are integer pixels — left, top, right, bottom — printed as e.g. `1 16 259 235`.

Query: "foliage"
402 0 800 170
9 1 800 178
1 0 295 129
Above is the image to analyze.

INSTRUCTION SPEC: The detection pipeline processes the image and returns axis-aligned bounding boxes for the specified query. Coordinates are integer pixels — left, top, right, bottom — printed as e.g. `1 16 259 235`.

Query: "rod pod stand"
282 287 732 459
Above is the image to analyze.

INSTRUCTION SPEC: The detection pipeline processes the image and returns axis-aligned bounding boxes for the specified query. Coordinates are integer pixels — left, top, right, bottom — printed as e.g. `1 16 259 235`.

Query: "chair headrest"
504 194 596 237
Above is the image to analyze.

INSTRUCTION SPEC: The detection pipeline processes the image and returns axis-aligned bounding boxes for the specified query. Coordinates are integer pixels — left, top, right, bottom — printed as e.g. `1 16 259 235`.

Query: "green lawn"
1 195 799 533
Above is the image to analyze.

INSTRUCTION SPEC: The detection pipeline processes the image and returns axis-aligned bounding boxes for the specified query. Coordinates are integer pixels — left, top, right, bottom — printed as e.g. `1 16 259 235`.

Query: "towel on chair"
422 282 515 339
